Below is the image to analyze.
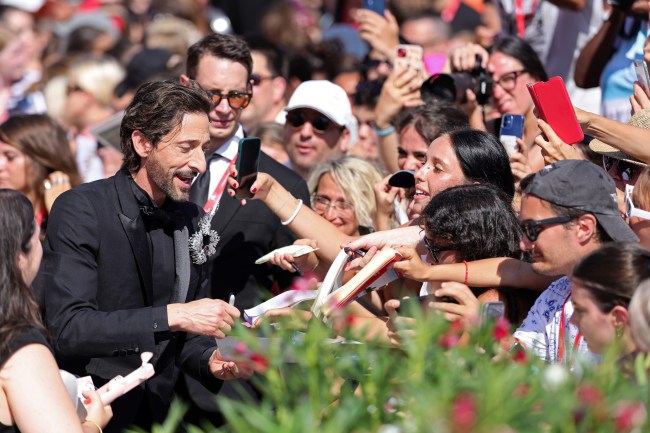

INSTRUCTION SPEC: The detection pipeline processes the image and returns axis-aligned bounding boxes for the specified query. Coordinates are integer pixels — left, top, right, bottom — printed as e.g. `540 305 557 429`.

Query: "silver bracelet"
281 199 303 225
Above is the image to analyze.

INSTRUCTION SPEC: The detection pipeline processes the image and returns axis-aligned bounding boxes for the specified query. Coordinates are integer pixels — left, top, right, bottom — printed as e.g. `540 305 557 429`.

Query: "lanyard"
558 293 582 365
202 156 233 214
514 0 537 38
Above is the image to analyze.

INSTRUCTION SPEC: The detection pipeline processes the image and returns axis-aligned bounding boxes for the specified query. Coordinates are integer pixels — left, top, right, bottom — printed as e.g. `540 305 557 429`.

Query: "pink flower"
577 383 603 407
234 341 249 354
451 393 477 433
493 317 510 342
249 353 269 374
614 401 646 432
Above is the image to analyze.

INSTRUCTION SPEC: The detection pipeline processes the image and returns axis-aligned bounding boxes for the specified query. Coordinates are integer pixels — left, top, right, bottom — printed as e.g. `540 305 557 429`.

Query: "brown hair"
185 33 252 80
0 114 82 209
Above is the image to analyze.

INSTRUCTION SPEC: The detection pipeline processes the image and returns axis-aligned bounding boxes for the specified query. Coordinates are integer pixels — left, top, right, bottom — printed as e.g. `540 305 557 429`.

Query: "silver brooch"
189 204 220 265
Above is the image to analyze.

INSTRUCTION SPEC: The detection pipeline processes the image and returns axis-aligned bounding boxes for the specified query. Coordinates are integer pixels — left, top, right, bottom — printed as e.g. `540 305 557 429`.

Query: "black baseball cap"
521 160 638 243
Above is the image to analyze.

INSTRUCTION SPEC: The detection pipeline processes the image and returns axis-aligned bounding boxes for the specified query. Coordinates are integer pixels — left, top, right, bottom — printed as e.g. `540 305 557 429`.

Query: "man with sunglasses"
513 160 638 364
240 37 288 130
284 79 352 179
178 33 310 425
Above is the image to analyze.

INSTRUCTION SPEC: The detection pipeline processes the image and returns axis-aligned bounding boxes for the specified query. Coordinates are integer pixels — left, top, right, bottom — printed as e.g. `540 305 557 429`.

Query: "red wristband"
463 260 468 285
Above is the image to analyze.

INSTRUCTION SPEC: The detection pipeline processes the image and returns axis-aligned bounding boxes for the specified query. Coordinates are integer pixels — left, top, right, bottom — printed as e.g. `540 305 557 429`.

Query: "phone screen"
235 137 261 199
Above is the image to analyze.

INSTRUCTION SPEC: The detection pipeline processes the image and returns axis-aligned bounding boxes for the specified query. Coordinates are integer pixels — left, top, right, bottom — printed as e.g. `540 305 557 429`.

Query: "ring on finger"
43 180 52 190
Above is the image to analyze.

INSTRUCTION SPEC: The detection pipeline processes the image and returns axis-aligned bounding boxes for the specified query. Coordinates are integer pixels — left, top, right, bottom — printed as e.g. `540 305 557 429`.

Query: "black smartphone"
235 137 261 200
362 0 385 15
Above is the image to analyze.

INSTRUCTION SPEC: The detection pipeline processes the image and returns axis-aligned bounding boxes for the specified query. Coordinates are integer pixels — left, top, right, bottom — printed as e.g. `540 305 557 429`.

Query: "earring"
615 325 623 338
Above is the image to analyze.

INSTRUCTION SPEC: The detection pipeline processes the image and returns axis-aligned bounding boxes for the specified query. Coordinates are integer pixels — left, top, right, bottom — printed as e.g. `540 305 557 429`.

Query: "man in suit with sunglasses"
178 33 310 425
283 79 353 179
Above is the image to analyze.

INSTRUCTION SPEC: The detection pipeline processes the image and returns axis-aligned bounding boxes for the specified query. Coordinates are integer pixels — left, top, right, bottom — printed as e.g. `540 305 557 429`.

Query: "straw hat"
588 109 650 167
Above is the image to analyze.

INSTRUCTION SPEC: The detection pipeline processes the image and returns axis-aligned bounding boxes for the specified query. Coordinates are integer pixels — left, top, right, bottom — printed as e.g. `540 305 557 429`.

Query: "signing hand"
168 299 240 339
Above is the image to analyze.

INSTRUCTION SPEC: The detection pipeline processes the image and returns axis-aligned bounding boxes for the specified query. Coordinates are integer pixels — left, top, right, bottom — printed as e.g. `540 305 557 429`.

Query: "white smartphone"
634 59 650 96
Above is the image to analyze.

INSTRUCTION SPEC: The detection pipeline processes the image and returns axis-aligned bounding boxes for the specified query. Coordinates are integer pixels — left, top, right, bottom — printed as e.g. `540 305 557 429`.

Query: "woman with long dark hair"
0 189 111 433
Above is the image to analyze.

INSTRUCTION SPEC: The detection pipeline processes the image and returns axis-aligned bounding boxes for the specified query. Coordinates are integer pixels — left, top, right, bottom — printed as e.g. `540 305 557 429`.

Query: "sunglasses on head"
603 156 642 182
286 111 342 134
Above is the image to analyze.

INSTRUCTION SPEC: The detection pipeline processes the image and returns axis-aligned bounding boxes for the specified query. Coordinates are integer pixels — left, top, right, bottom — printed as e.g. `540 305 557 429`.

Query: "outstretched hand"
209 348 253 380
534 119 582 165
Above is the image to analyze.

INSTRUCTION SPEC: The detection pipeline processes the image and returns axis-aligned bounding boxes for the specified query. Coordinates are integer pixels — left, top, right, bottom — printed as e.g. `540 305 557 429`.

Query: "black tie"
190 153 218 207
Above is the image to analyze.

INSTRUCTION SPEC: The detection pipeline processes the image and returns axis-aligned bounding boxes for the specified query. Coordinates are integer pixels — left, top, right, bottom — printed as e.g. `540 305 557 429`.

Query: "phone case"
362 0 385 14
527 76 584 145
499 114 524 156
394 44 424 71
634 60 650 96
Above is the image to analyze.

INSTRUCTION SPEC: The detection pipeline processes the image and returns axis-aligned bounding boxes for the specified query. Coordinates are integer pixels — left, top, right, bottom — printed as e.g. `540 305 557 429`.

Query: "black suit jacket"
180 152 309 421
40 168 222 432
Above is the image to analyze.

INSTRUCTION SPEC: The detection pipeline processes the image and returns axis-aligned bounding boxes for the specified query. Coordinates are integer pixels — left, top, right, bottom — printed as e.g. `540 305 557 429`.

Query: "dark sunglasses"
603 155 642 182
520 216 575 242
250 73 276 86
286 111 342 134
422 236 453 263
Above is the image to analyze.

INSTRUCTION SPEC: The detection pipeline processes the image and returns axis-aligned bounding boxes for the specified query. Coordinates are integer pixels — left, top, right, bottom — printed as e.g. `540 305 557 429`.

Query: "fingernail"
251 187 257 193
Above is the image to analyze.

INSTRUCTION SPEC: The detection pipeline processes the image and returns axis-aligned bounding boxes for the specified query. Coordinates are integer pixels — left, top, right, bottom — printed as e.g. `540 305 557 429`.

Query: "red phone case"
527 76 584 145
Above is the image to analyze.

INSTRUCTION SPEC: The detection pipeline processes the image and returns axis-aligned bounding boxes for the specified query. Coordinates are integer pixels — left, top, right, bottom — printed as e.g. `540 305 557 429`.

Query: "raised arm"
576 107 650 163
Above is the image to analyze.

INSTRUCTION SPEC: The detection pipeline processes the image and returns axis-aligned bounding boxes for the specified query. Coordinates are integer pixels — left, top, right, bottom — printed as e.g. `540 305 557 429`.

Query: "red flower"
249 352 269 374
439 334 461 349
614 401 646 432
577 383 603 407
513 384 529 397
451 393 477 433
493 317 510 342
513 348 527 363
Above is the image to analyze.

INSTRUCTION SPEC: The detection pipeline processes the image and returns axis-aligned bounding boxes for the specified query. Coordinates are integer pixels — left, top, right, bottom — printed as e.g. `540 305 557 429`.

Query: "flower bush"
136 299 650 433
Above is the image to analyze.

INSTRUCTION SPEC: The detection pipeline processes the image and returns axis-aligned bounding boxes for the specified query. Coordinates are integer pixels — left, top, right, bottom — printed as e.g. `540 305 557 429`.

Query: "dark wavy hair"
120 80 212 172
420 184 522 262
0 189 44 358
572 243 650 313
448 129 515 199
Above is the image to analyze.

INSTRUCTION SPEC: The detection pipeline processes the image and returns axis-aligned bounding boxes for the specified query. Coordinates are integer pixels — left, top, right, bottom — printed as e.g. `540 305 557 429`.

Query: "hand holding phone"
235 137 262 200
499 114 524 155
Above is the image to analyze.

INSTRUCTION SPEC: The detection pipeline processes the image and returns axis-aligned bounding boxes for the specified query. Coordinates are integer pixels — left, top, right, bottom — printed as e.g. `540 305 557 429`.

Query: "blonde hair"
68 55 124 106
629 278 650 352
633 167 650 211
307 156 384 230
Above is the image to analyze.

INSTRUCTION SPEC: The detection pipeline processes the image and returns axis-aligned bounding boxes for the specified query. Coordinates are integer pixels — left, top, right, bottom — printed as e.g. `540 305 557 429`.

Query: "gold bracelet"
84 419 103 433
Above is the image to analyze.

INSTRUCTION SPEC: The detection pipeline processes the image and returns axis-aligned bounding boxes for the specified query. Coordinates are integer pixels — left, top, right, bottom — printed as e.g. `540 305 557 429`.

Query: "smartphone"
634 59 650 96
481 301 505 323
527 76 584 145
394 44 424 71
235 137 261 200
499 114 524 155
362 0 385 15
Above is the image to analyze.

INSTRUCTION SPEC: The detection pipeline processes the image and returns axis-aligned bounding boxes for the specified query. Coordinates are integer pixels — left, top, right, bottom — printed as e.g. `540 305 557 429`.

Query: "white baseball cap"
285 80 352 129
0 0 44 12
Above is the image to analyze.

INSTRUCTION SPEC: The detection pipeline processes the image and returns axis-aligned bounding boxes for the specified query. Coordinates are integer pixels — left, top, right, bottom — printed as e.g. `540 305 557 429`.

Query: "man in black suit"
40 81 243 432
178 33 310 424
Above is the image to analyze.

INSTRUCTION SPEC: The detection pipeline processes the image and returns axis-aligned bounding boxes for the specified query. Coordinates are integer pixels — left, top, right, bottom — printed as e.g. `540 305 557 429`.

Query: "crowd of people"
2 0 650 432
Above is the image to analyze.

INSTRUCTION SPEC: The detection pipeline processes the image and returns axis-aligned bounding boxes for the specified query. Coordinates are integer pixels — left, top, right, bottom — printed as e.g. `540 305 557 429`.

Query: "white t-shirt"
513 276 598 365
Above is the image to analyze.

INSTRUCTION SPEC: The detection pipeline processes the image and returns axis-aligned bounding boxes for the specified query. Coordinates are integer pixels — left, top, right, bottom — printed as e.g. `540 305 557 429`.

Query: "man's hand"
168 299 240 339
208 348 252 380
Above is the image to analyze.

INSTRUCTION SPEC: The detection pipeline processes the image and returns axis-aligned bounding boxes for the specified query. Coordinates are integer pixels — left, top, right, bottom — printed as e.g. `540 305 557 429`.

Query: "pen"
343 246 367 258
291 262 303 276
